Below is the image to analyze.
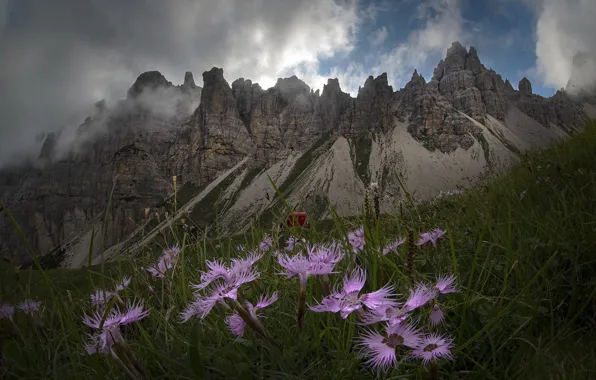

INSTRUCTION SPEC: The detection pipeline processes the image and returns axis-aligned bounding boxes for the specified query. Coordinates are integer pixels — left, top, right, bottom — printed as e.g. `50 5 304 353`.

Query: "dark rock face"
1 42 593 265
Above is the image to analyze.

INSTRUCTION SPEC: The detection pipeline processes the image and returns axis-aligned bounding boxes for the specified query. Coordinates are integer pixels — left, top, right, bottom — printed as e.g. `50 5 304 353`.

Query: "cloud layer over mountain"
0 0 595 167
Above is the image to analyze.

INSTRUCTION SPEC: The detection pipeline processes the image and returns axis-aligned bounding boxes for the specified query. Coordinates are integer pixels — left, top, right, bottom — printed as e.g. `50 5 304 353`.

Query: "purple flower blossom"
259 235 273 252
359 304 408 326
435 274 457 294
382 237 406 255
91 289 116 307
310 268 398 319
83 300 150 355
309 296 342 313
277 253 336 286
182 253 262 322
0 303 15 320
348 226 365 252
404 283 436 312
114 277 131 293
306 242 345 265
410 334 454 365
193 252 262 291
181 283 240 322
285 236 305 251
417 228 447 247
356 323 424 371
226 292 279 337
429 304 445 326
17 300 41 315
146 246 181 278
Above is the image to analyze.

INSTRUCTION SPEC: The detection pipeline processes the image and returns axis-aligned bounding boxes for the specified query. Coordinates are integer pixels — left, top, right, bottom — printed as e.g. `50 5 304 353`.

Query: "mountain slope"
1 41 594 267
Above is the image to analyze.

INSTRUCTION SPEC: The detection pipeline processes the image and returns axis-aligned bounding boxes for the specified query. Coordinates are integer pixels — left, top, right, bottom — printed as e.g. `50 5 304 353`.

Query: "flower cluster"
310 268 398 319
417 228 447 247
90 276 131 307
277 243 344 286
146 246 181 278
0 299 42 320
310 269 458 371
82 299 150 355
348 226 366 252
180 250 262 322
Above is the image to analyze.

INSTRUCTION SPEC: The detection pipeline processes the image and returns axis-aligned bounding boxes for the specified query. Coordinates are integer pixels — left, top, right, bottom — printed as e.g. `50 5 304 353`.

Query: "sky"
0 0 595 167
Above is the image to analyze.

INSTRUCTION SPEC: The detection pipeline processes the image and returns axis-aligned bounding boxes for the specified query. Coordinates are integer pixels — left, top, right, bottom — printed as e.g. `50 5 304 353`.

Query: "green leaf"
189 322 206 379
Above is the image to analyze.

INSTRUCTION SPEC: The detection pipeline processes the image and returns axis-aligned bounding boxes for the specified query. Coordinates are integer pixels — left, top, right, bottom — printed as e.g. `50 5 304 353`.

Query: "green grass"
2 121 596 379
351 134 373 185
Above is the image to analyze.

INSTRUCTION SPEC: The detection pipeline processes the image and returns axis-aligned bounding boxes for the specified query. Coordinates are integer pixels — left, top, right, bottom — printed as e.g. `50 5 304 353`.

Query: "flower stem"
321 275 331 297
227 299 278 347
429 360 439 380
407 229 415 280
297 282 307 331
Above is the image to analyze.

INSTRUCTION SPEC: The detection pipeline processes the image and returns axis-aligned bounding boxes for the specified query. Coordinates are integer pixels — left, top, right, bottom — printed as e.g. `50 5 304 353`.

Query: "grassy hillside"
1 120 595 379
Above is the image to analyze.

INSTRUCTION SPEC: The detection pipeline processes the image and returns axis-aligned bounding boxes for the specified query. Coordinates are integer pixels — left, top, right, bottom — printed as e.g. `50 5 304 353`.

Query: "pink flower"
306 242 345 265
348 226 365 252
0 303 15 320
435 274 457 294
259 235 273 252
82 300 150 355
356 323 424 371
277 253 336 286
285 236 305 251
359 304 408 326
182 253 262 323
90 289 115 307
410 334 454 364
404 283 436 312
417 228 447 247
308 296 342 313
193 252 262 291
181 282 242 322
114 277 131 293
226 292 279 337
17 300 41 315
310 268 398 319
429 304 445 326
382 237 406 255
146 246 180 278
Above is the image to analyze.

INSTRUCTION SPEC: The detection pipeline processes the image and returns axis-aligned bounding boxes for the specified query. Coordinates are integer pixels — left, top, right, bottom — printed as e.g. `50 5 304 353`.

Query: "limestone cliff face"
1 41 593 266
1 72 201 264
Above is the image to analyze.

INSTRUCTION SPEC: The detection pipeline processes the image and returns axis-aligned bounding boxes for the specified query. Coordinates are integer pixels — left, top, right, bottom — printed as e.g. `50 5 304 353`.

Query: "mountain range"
1 41 595 268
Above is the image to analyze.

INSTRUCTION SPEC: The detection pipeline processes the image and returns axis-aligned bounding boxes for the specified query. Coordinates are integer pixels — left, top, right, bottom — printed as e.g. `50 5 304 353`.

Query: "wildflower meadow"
1 120 596 379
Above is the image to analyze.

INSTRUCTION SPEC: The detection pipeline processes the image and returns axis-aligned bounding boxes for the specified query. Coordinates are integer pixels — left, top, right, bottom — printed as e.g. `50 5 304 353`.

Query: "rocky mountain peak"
94 99 107 113
231 78 264 130
274 75 311 100
183 71 197 88
127 71 172 98
504 79 515 93
444 41 468 74
39 132 59 161
358 73 392 99
465 45 483 75
432 60 445 81
199 67 235 116
519 77 533 96
322 78 342 96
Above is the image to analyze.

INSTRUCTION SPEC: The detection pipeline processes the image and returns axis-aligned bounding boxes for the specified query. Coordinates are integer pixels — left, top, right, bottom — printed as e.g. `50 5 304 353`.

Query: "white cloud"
533 0 596 92
372 0 466 87
0 0 362 166
368 26 389 46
